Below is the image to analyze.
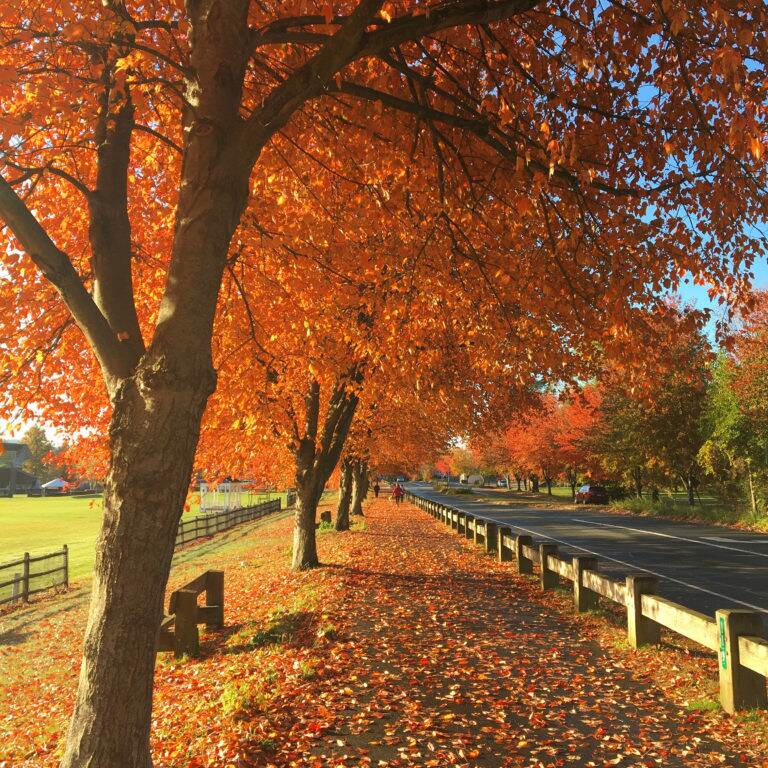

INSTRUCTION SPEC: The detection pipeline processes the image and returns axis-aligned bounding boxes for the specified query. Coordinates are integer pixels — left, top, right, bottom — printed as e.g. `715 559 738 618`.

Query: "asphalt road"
409 483 768 623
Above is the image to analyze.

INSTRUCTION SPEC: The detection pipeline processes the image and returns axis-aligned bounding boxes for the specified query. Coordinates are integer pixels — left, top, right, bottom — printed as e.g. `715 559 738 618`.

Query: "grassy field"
0 491 288 583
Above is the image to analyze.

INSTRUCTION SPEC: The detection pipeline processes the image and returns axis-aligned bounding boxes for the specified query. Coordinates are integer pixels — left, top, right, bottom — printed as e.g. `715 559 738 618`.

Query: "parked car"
575 484 609 504
496 479 507 488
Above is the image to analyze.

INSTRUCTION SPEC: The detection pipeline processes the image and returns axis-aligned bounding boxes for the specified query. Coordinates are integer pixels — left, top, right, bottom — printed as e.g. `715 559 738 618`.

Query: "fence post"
625 574 660 648
11 572 21 602
465 514 475 540
497 526 513 562
484 522 498 555
205 570 225 628
515 535 534 574
539 543 559 590
63 544 69 589
716 609 768 713
457 511 465 535
572 556 598 612
473 518 483 546
22 552 30 602
450 509 458 531
172 589 200 658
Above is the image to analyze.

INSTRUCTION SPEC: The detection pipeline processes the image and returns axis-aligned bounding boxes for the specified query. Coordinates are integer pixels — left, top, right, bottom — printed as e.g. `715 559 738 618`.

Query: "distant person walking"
392 483 404 505
373 481 380 498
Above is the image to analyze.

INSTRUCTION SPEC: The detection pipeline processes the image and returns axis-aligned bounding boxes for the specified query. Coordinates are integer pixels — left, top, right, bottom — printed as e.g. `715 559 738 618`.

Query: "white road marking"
417 492 768 616
703 536 768 544
571 517 768 559
486 515 768 615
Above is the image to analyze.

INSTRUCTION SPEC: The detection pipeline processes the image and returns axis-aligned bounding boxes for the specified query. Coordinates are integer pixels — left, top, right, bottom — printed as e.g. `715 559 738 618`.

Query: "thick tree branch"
0 174 132 383
89 95 145 364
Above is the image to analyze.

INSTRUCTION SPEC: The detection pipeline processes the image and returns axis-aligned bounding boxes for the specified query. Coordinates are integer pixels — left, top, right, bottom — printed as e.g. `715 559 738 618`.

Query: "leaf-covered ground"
1 499 767 767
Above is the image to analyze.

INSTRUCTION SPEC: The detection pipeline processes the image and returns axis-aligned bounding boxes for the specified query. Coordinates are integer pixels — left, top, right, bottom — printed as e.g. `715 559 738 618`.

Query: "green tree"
699 355 764 513
21 425 58 484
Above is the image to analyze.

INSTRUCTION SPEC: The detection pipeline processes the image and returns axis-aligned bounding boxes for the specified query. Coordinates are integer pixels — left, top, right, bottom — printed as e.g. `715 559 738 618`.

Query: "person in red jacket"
391 483 404 505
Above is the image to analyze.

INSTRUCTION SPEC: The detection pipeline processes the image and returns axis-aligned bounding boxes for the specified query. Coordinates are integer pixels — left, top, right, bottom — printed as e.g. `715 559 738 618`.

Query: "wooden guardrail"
406 490 768 714
0 546 68 606
157 570 224 657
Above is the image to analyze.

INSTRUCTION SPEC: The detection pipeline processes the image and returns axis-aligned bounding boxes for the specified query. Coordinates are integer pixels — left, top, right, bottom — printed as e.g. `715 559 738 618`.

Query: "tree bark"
351 460 369 516
530 475 539 493
290 377 359 569
335 457 353 531
633 467 643 498
60 357 215 768
293 482 322 569
544 475 552 495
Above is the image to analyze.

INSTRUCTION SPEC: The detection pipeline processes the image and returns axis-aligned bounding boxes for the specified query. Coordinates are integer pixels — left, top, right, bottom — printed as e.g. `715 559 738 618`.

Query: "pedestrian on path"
373 481 380 498
391 483 404 505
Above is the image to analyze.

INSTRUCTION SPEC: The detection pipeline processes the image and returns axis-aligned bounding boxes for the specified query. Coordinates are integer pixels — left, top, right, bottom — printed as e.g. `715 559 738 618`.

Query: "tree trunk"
515 474 522 491
335 458 353 531
633 467 643 498
687 471 695 507
748 461 758 516
61 361 214 768
292 483 321 569
545 476 552 495
351 460 369 516
530 475 539 493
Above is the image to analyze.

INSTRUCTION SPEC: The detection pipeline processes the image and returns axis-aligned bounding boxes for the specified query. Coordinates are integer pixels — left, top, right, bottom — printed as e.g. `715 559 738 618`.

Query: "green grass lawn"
0 491 288 585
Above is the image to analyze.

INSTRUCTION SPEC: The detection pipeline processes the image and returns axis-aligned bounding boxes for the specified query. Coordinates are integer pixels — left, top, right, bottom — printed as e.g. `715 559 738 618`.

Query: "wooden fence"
0 546 68 606
1 496 288 608
175 498 282 547
406 490 768 714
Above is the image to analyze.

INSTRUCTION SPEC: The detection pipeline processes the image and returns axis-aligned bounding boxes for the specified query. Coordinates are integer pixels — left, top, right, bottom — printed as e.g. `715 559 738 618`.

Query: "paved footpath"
409 483 768 622
305 498 759 767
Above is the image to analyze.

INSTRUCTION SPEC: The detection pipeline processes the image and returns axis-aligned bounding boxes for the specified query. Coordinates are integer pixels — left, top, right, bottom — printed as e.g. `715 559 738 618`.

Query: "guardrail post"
498 527 513 562
450 509 458 531
22 552 29 602
716 610 768 713
539 543 559 590
473 518 484 546
515 535 533 574
172 589 200 658
205 570 225 628
457 511 466 535
572 556 598 612
484 522 498 555
625 574 660 648
63 544 69 589
465 514 475 540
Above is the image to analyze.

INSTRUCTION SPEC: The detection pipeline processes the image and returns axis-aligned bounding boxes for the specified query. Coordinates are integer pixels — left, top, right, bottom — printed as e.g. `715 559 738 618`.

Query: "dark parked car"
575 484 609 504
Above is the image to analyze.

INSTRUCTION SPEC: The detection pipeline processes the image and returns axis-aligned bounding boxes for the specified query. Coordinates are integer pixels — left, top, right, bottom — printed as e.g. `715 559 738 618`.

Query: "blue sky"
676 255 768 337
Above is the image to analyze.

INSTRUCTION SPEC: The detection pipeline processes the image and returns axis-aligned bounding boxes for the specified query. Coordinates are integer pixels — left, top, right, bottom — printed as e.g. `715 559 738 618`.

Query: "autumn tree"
556 387 601 497
507 394 563 493
0 2 766 766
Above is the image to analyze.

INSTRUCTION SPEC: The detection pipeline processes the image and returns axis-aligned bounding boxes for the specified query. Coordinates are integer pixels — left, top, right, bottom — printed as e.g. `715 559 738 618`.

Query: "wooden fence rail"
0 546 68 606
1 496 288 609
175 498 282 547
406 490 768 714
